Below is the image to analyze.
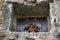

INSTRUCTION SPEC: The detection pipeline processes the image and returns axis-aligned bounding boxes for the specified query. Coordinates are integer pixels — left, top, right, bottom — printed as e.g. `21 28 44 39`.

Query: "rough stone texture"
0 0 6 27
49 3 57 36
53 0 60 40
4 3 13 31
6 32 53 40
7 0 48 6
7 0 48 3
0 0 60 40
0 0 7 40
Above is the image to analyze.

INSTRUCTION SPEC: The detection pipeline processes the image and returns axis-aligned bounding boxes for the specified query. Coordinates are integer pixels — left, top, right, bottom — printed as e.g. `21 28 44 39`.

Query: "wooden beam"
17 16 47 18
47 17 51 32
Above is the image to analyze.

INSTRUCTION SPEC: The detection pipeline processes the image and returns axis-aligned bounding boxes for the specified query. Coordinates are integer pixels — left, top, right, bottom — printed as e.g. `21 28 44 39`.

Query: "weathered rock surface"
0 0 60 40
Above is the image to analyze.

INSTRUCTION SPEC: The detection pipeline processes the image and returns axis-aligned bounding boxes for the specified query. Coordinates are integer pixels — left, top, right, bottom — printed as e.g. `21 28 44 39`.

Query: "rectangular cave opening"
9 2 50 32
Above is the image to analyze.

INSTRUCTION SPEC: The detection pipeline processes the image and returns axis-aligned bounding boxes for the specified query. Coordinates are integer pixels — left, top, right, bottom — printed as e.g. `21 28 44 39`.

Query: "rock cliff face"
0 0 60 40
0 0 6 27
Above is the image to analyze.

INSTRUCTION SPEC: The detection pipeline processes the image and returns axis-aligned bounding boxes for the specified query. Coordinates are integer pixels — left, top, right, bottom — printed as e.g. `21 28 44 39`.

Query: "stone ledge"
6 32 53 40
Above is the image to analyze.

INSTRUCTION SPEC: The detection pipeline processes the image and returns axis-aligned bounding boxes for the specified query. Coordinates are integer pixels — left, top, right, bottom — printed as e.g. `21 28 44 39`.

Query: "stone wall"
5 2 54 40
0 0 54 40
0 0 60 40
0 0 6 27
50 0 60 40
0 0 7 40
6 32 53 40
53 0 60 34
